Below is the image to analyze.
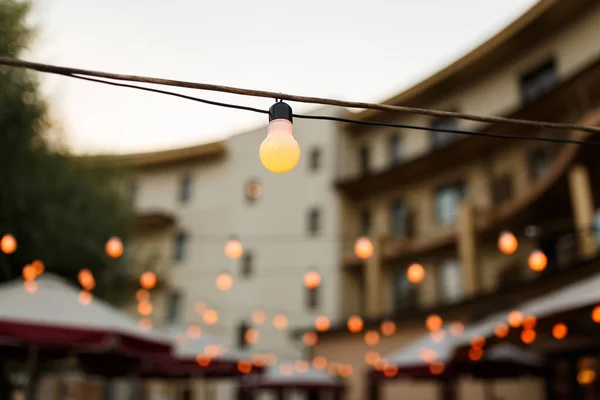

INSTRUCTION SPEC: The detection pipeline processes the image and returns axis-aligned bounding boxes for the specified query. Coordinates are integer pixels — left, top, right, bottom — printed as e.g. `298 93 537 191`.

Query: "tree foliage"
0 0 134 302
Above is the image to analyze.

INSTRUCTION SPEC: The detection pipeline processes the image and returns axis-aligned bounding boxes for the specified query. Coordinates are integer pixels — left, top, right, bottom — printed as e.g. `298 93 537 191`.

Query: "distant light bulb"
22 265 36 282
354 237 374 259
0 234 17 254
528 250 548 272
303 270 321 289
407 263 425 283
347 315 364 333
225 238 243 260
216 272 233 291
105 236 123 258
140 271 157 290
78 269 96 291
498 231 518 255
259 102 300 173
380 320 396 336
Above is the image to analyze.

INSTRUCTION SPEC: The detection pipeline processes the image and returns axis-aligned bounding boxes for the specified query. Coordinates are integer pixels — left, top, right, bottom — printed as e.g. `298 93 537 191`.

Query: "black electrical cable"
63 73 595 147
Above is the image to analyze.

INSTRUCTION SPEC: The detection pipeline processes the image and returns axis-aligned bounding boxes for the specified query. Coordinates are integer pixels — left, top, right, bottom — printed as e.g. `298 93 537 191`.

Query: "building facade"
308 0 600 399
123 107 343 398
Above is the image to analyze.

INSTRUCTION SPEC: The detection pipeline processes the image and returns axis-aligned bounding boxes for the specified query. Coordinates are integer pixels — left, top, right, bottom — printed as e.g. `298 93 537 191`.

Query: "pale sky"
27 0 538 154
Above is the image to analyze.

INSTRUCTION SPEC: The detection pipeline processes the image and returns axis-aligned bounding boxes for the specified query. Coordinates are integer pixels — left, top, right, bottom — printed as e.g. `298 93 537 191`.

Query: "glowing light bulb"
407 263 425 283
259 102 300 173
238 360 252 374
140 271 157 290
303 270 321 289
273 313 288 330
425 314 443 332
449 322 464 337
137 300 153 316
521 329 536 344
251 310 266 325
347 315 364 333
78 269 96 291
364 330 380 346
552 323 568 340
136 289 150 302
303 332 318 346
528 250 548 272
244 328 260 344
225 237 243 260
216 272 233 291
312 356 327 370
187 325 202 338
22 265 36 282
592 306 600 323
354 237 374 259
315 315 330 332
429 362 445 375
31 260 44 276
295 360 309 374
203 309 219 325
105 236 123 258
380 320 396 336
468 347 484 361
498 231 518 255
0 234 17 254
507 310 523 328
196 355 211 367
494 323 509 339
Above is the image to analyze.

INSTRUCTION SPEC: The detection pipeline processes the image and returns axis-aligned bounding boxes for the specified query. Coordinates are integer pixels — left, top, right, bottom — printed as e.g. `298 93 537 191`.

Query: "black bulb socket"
269 102 293 123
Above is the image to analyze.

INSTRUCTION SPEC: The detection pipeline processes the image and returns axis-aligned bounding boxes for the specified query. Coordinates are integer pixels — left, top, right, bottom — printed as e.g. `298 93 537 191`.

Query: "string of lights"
1 57 600 135
41 72 597 148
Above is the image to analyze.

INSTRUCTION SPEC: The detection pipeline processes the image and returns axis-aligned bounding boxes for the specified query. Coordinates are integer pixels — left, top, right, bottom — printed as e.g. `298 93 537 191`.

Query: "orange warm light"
364 330 380 346
523 315 537 330
216 272 233 291
78 290 93 306
425 314 443 332
494 323 510 339
354 237 374 259
552 323 568 340
105 236 124 258
244 328 260 344
303 332 318 347
449 322 464 337
31 260 45 276
365 352 381 365
203 309 219 325
22 265 36 282
137 300 153 316
251 310 266 325
196 355 211 367
139 271 157 290
592 306 600 323
420 348 437 364
78 269 95 291
470 335 485 348
315 315 330 332
407 263 425 284
0 234 17 254
273 314 288 330
312 356 327 370
238 360 252 374
381 320 396 336
194 301 208 314
303 270 321 289
225 238 243 260
187 325 202 338
295 360 309 374
338 364 353 378
429 362 445 375
468 347 484 361
347 315 364 333
507 310 523 328
528 250 548 272
498 231 518 255
521 329 536 344
383 365 399 378
430 330 445 343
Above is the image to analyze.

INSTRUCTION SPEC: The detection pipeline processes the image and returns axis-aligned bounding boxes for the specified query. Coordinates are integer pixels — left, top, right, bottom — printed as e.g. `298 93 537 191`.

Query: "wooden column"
365 236 383 317
457 202 478 297
568 164 597 259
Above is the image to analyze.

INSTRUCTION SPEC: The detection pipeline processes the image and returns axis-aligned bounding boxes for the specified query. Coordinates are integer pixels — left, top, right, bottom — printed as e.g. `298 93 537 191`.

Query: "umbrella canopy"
0 274 171 358
140 324 261 378
241 363 345 392
382 327 545 380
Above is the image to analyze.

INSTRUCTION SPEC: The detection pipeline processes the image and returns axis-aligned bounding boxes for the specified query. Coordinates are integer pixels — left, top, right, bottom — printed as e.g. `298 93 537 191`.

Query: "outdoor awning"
140 324 262 378
0 274 172 358
240 364 345 392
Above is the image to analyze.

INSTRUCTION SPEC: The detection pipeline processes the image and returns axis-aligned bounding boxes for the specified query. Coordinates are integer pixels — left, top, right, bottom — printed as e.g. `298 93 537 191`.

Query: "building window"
528 149 549 181
237 321 250 350
491 174 514 205
431 117 459 149
359 146 370 176
245 180 262 203
390 201 411 237
306 287 319 310
174 231 188 261
437 259 464 304
435 181 466 225
520 58 560 104
166 290 182 323
394 268 416 312
241 251 253 278
360 208 371 235
389 135 402 165
179 174 192 203
307 208 321 236
309 147 322 172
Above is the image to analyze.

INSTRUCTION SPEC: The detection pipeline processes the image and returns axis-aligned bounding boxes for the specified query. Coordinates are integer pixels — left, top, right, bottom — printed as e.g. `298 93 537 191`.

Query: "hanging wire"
1 57 600 134
46 72 595 147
